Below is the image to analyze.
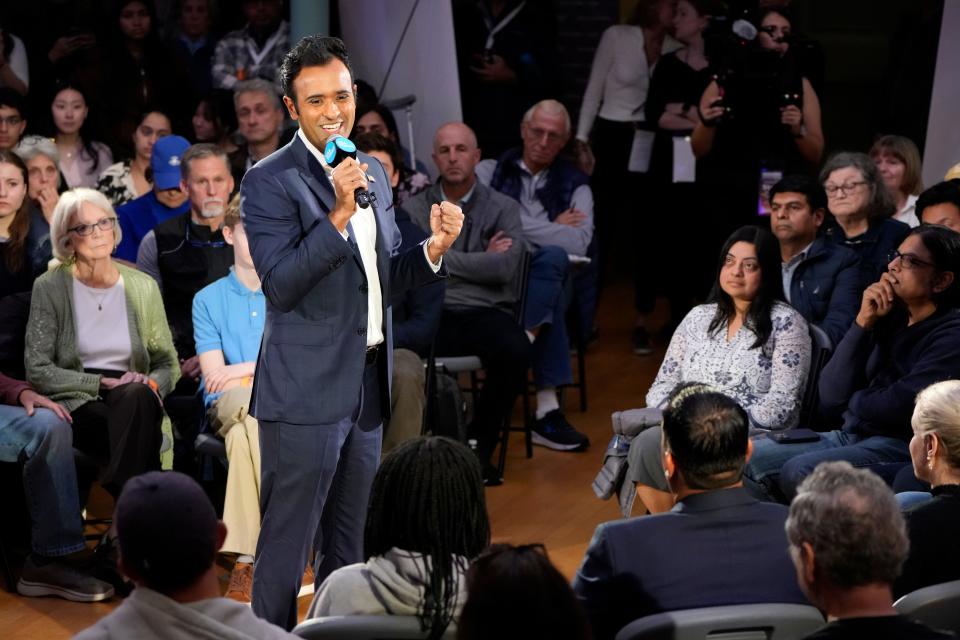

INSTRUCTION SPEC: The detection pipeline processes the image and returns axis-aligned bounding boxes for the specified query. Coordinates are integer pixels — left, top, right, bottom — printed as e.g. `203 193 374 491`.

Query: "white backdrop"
922 0 960 185
339 0 462 179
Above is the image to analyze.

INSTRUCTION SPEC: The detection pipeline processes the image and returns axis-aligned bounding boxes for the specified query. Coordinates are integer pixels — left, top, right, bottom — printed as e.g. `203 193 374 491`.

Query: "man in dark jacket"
769 175 861 346
573 386 808 640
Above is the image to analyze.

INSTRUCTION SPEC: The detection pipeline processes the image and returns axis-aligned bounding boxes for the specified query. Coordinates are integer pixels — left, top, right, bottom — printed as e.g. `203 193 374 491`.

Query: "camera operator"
691 7 824 236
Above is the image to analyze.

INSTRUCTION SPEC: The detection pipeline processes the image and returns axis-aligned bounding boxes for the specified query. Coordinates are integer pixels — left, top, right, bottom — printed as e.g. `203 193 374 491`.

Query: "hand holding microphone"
325 134 375 231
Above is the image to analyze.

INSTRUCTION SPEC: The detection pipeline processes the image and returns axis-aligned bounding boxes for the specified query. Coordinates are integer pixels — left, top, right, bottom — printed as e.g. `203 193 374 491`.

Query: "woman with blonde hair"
25 187 179 498
870 134 924 228
894 379 960 596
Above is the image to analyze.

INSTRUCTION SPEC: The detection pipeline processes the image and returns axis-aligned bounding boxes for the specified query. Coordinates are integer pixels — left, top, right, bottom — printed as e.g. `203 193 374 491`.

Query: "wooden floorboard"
0 280 665 637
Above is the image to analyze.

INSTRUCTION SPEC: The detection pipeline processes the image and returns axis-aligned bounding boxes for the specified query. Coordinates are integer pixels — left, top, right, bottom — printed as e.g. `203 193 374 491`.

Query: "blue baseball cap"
151 135 191 190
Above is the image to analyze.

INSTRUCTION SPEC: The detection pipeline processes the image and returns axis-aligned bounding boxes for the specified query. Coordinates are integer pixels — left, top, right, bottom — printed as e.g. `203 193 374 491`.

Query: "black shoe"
632 327 654 355
482 463 503 487
93 535 134 597
532 410 590 452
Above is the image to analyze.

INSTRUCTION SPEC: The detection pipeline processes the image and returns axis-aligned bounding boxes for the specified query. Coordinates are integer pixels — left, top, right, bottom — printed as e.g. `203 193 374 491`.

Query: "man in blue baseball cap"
114 135 191 262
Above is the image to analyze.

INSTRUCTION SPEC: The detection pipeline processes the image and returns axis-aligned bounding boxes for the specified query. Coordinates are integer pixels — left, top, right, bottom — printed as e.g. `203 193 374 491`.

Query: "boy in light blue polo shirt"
191 195 264 602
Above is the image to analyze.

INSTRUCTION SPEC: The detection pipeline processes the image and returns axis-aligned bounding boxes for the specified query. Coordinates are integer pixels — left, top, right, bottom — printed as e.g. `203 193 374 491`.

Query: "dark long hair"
364 437 490 639
50 82 104 176
707 226 784 348
0 150 32 273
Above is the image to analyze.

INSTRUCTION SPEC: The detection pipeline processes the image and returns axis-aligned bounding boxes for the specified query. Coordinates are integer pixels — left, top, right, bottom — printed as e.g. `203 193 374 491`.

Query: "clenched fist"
427 201 465 263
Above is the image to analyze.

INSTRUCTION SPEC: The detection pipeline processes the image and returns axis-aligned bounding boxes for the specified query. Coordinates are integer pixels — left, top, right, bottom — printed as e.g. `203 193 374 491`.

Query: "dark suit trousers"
252 357 382 630
435 308 531 459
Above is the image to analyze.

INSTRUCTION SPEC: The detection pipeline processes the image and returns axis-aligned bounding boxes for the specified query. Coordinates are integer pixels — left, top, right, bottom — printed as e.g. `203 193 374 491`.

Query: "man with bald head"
406 122 531 485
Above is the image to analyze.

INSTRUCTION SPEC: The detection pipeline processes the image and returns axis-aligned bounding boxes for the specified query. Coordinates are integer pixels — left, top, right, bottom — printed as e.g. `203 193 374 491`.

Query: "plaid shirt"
211 20 290 93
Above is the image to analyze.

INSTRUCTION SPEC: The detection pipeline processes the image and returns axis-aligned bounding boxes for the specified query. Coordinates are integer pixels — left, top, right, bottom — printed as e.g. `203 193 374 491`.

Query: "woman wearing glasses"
745 224 960 503
0 150 52 300
24 188 179 498
820 151 911 289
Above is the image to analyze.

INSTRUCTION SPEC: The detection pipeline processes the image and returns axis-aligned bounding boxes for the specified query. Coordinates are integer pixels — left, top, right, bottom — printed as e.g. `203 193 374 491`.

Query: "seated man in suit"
787 462 953 640
476 99 593 450
573 384 807 640
405 122 532 484
769 174 861 346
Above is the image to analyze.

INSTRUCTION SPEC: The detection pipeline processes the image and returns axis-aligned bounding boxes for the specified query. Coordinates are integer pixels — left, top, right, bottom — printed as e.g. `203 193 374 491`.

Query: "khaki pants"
212 386 261 556
382 348 426 458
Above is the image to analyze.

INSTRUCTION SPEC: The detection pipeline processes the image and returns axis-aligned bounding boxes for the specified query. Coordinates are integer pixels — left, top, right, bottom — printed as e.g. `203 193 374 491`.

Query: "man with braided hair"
305 436 491 639
573 385 808 640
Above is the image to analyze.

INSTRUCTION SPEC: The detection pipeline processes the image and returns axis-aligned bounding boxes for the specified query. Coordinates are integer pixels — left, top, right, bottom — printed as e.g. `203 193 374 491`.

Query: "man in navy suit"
240 36 462 629
573 385 808 640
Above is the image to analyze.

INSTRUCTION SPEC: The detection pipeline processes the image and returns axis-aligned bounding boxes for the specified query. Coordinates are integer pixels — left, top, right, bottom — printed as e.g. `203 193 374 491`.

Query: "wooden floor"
0 280 666 638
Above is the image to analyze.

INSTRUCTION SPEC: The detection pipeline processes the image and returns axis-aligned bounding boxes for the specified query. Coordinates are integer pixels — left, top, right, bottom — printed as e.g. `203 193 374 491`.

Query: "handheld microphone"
323 134 373 209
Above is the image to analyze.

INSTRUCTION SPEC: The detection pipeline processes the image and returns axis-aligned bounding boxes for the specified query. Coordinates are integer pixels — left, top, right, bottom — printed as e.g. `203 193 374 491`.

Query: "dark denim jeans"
0 405 86 556
525 245 574 390
744 429 911 503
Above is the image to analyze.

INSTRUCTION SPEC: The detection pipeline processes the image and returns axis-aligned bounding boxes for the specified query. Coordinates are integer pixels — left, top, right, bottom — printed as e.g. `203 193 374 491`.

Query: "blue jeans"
0 405 86 556
743 430 911 503
525 246 573 389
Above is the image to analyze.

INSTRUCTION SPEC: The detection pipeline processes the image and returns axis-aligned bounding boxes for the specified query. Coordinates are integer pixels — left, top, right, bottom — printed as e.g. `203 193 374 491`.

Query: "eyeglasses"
526 126 566 145
823 181 867 197
185 223 226 248
0 115 23 128
68 217 117 237
888 249 935 270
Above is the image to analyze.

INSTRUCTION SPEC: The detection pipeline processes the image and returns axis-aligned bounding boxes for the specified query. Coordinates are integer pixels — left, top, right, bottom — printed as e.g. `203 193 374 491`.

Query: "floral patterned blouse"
96 160 143 209
647 302 811 430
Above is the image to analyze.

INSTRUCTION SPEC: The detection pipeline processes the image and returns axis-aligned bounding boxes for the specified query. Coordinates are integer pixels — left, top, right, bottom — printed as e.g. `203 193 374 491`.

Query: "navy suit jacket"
572 487 808 640
788 237 861 347
240 134 443 425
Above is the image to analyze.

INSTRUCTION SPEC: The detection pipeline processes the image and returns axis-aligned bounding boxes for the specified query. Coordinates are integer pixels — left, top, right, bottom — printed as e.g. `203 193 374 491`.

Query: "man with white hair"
476 99 595 452
787 461 954 639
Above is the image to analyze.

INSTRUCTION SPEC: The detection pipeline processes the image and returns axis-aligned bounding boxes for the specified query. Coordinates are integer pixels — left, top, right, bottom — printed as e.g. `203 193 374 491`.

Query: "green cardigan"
25 262 181 469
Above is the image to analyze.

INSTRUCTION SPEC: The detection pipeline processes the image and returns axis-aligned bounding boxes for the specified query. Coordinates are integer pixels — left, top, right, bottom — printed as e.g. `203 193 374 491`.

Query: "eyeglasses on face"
888 249 935 270
823 181 867 197
68 217 117 237
0 115 23 128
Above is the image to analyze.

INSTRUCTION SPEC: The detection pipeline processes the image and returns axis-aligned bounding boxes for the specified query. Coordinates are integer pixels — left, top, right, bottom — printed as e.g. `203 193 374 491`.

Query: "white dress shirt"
297 130 440 348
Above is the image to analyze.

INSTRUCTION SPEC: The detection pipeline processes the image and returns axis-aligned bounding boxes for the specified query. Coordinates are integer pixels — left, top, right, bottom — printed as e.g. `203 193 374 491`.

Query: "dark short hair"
280 35 354 106
0 87 26 117
457 544 591 640
661 384 750 490
917 180 960 222
769 174 827 214
353 131 403 177
356 102 400 140
906 224 960 309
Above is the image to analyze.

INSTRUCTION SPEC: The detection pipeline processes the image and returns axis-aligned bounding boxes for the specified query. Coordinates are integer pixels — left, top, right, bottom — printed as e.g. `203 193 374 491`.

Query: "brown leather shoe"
225 562 253 604
298 566 315 598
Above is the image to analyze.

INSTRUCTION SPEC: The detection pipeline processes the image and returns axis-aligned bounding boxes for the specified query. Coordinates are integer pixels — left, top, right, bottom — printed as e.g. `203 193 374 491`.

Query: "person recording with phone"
691 7 823 236
240 36 461 630
745 225 960 504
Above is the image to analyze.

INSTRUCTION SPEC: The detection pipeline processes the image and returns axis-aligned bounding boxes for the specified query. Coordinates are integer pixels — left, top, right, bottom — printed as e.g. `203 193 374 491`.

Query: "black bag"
429 370 468 443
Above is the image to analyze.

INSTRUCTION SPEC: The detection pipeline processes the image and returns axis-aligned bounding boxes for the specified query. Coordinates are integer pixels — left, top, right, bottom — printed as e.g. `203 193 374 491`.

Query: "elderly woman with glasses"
745 224 960 504
820 151 911 290
24 188 179 498
15 135 65 223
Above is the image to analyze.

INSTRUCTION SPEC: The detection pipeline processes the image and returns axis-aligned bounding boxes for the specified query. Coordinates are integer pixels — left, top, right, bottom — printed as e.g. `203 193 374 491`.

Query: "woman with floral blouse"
626 225 811 513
